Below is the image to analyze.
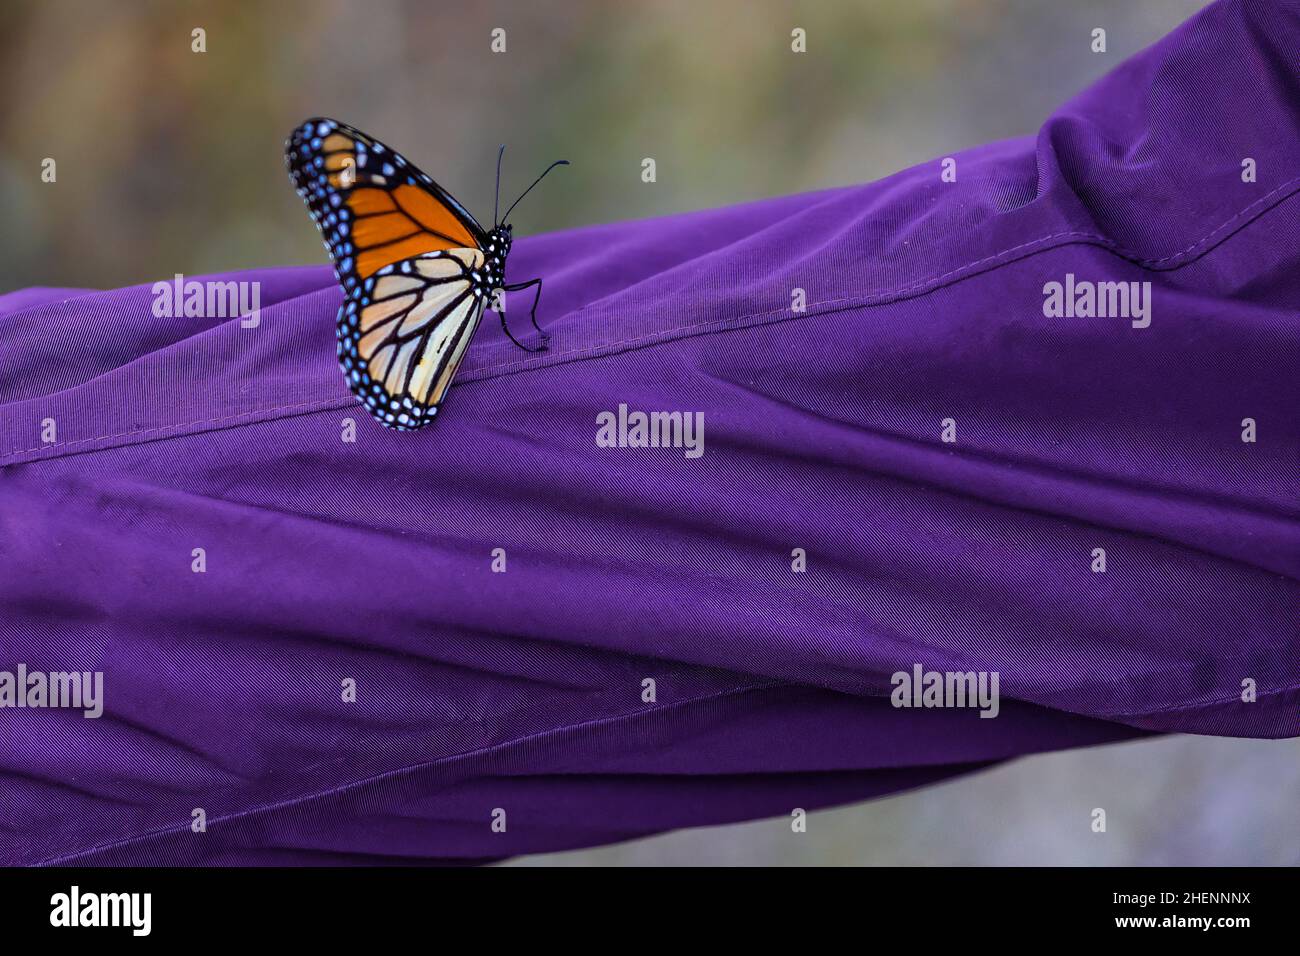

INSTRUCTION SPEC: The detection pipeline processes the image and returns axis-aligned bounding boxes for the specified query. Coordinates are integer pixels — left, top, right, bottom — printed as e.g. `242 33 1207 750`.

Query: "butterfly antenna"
501 159 570 225
494 144 506 227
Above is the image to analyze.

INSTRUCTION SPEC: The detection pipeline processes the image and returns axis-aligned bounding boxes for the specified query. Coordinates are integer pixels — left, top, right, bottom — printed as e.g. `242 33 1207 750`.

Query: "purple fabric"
1 0 1296 865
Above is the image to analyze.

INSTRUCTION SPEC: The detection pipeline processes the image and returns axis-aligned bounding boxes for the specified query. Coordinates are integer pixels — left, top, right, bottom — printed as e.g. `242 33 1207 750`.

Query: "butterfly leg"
503 278 549 343
494 289 548 354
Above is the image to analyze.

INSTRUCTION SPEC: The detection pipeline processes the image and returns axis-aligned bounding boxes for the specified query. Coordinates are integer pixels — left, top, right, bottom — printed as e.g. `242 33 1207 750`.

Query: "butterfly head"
492 222 513 253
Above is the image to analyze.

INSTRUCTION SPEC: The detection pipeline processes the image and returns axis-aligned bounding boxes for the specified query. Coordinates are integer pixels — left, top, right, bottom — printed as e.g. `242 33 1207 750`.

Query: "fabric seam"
28 675 1299 865
4 174 1299 465
28 679 784 866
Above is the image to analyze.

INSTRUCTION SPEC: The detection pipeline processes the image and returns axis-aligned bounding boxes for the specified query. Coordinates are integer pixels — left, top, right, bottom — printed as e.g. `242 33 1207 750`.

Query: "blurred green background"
10 0 1293 867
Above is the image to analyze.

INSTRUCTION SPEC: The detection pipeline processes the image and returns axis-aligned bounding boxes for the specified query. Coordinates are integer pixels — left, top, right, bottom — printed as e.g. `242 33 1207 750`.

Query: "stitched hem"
4 174 1299 467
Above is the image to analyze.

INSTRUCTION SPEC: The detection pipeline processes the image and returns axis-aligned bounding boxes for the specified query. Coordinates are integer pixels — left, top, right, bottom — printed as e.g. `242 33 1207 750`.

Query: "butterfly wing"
340 250 487 428
286 117 492 428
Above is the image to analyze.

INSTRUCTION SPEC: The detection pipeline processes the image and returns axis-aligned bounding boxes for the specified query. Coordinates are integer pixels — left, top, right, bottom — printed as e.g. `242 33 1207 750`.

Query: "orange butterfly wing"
287 118 487 283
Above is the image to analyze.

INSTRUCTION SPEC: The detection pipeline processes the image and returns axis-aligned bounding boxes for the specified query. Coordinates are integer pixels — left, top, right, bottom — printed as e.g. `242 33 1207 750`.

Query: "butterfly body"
479 225 512 296
286 118 564 430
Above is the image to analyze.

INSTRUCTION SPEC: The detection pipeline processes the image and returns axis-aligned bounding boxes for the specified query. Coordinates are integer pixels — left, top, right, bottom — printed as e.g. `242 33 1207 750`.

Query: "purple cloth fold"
1 0 1296 864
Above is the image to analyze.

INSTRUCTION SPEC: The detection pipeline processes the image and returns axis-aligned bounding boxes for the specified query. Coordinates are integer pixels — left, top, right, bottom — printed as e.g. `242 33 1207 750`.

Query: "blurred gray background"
8 0 1293 866
509 735 1300 865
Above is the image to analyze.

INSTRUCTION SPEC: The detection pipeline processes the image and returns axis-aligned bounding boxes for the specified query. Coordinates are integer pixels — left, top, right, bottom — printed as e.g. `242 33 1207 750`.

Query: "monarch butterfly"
286 117 568 430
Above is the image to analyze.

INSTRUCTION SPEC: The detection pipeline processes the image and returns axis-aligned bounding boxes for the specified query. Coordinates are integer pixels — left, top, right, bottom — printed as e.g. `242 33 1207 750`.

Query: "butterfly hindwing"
286 118 494 429
339 249 486 429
